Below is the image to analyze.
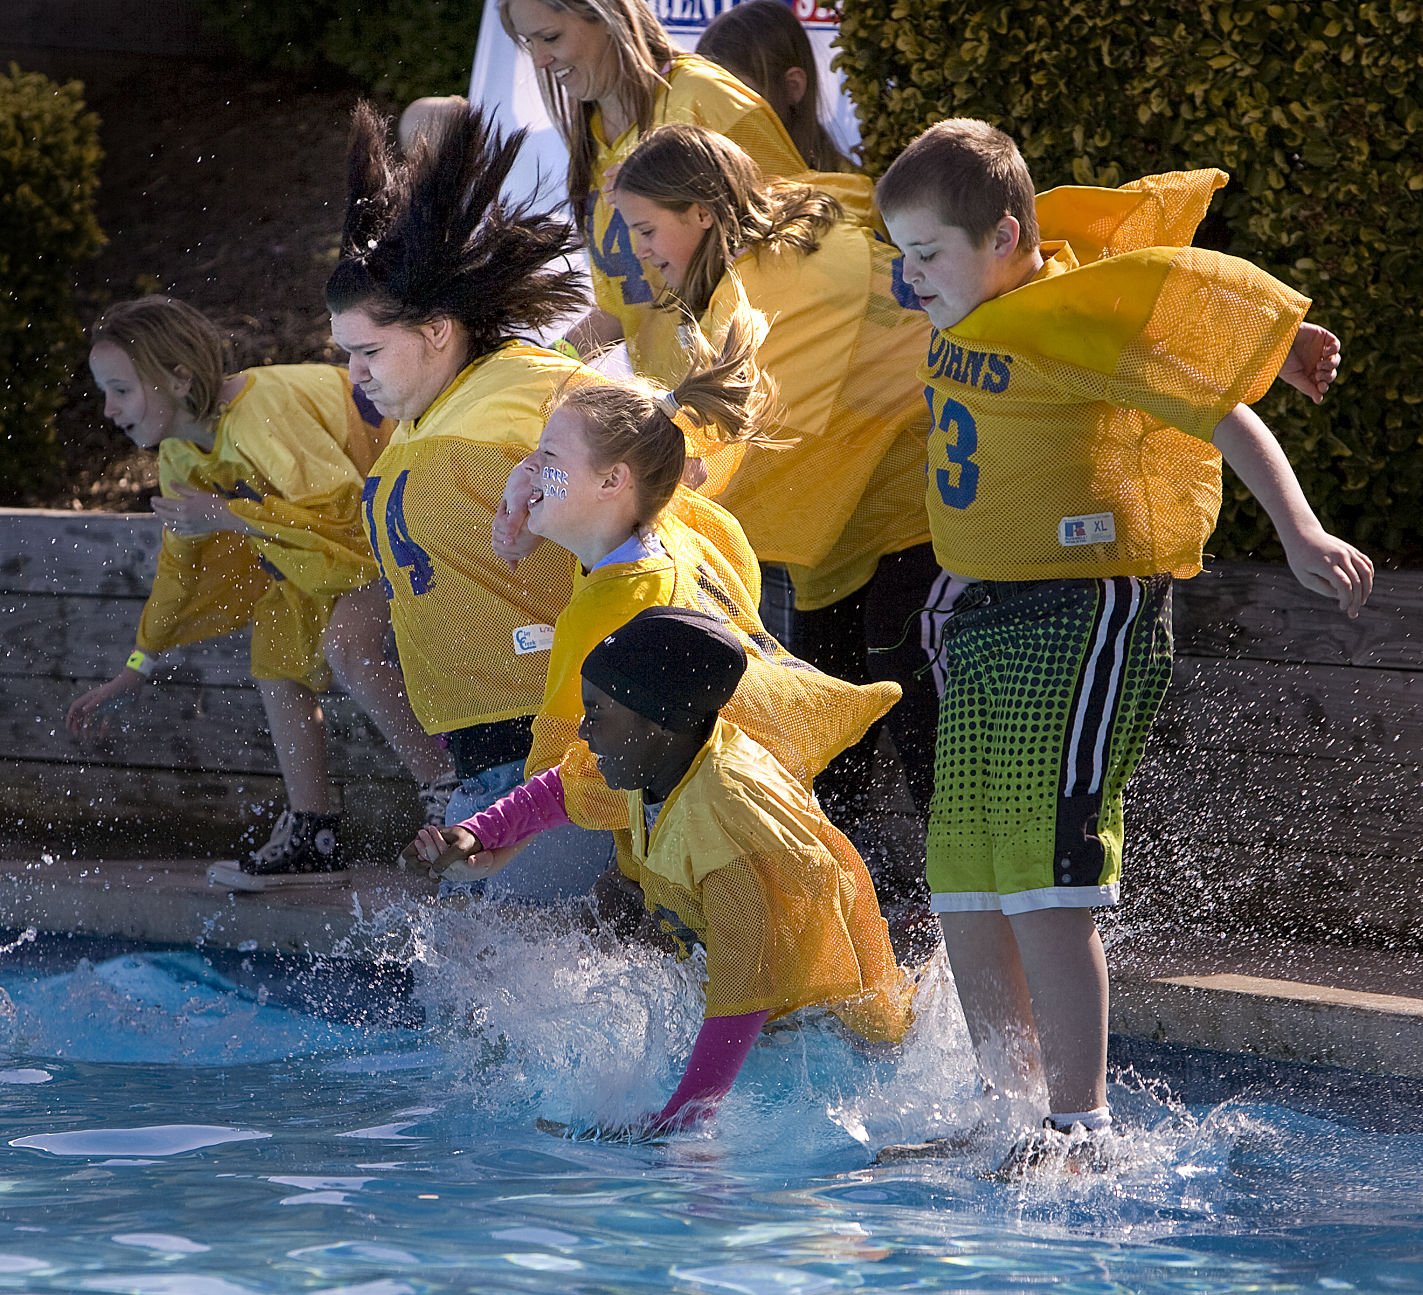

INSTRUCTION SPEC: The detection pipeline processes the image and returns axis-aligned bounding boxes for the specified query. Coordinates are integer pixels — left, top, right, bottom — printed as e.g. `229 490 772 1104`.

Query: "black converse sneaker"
207 810 345 891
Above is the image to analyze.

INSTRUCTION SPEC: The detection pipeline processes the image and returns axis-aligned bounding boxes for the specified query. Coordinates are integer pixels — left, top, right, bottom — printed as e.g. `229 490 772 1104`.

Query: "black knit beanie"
581 606 747 733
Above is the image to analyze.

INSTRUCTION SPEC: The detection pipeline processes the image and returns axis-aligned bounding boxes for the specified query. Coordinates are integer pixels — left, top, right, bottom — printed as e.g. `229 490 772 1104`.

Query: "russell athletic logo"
1059 513 1117 546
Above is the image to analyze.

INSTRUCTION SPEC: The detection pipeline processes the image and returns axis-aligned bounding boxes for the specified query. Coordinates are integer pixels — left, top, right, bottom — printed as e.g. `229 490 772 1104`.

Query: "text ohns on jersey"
926 333 1012 393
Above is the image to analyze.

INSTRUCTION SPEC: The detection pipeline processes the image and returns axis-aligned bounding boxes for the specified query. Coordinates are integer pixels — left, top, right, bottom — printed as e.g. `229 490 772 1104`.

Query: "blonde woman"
499 0 809 379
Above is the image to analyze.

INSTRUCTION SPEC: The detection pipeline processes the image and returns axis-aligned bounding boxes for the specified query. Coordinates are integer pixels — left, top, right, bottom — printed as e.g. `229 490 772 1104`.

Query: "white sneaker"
991 1118 1127 1181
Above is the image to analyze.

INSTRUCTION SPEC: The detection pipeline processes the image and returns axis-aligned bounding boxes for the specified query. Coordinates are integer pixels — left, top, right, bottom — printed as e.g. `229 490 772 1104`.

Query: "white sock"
1047 1106 1112 1133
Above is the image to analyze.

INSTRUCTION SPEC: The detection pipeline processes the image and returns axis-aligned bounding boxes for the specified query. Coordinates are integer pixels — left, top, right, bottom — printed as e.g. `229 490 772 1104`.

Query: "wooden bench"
0 508 416 860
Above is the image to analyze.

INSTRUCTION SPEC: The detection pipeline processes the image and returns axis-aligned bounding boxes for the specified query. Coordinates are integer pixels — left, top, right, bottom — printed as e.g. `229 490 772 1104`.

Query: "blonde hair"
614 122 841 317
553 299 777 525
90 298 227 425
876 118 1040 250
497 0 677 223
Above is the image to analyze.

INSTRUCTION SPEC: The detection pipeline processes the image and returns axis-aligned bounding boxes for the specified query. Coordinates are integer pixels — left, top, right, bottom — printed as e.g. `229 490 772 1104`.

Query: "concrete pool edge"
1108 927 1423 1081
3 853 1422 1082
0 854 426 961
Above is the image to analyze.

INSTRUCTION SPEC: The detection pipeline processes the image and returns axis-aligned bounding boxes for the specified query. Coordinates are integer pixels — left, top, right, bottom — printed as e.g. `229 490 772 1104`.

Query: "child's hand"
1278 322 1341 405
150 482 243 537
1283 529 1374 619
535 1116 664 1144
491 457 541 570
400 823 482 872
599 162 622 206
65 670 147 739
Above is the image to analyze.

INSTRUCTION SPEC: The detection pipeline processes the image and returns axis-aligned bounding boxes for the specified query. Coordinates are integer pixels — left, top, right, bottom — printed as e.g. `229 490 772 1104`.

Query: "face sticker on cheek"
541 465 569 498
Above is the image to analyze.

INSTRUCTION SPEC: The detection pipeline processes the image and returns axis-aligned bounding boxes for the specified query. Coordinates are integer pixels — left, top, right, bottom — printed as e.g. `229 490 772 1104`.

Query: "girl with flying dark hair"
325 99 614 898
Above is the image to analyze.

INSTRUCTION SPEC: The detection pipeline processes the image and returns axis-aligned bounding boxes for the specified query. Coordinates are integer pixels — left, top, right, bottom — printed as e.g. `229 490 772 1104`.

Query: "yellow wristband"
552 338 580 361
126 649 158 677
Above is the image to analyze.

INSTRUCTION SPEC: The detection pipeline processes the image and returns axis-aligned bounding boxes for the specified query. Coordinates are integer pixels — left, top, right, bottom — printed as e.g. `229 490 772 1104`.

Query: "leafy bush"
836 1 1423 562
198 0 484 103
0 65 104 496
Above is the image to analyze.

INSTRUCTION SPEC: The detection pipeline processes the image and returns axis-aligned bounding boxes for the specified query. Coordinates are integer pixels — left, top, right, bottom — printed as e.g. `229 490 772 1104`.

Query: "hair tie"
655 389 700 439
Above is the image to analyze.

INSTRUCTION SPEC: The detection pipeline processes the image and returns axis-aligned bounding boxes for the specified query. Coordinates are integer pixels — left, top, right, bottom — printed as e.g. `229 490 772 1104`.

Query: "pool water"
1 903 1421 1294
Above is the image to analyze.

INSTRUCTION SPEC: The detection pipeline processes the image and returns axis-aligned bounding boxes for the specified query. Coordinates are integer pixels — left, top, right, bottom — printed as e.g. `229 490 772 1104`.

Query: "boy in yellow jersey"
874 119 1373 1177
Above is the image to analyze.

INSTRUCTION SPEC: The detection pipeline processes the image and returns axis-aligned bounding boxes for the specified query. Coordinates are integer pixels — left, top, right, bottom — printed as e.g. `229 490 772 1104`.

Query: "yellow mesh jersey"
667 222 932 609
800 168 884 237
625 718 913 1041
1034 168 1229 263
138 364 394 689
587 55 808 380
528 493 901 838
363 343 585 733
920 172 1309 581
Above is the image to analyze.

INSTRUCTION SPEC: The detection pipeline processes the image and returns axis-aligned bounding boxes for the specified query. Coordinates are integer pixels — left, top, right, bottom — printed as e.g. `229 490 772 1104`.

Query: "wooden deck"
1128 562 1423 949
2 507 1420 945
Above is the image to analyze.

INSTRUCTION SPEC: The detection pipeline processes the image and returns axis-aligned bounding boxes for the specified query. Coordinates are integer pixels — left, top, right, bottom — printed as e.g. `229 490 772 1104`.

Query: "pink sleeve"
454 767 572 850
655 1009 769 1130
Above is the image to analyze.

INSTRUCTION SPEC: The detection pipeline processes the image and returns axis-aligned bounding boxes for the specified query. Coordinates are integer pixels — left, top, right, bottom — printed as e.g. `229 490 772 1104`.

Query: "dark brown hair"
696 0 852 174
325 99 586 365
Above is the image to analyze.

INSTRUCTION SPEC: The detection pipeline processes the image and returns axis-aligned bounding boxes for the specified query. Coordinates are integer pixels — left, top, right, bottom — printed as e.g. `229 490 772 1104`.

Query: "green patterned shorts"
926 575 1173 915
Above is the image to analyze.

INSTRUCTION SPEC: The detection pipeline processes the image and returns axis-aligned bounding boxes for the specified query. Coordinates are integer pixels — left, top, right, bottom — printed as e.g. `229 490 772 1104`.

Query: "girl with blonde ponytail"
407 299 900 885
610 124 946 861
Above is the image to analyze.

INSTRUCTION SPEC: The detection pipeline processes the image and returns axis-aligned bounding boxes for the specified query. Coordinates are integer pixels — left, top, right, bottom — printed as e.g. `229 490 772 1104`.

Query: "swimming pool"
1 903 1420 1294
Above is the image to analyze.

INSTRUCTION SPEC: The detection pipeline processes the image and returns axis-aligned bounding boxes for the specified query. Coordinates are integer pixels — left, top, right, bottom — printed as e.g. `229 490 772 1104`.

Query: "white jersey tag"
512 623 555 654
1058 512 1117 547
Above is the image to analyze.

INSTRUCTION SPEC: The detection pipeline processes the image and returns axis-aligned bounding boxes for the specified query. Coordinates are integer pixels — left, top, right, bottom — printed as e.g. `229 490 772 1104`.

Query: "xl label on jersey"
513 624 555 654
1059 513 1116 546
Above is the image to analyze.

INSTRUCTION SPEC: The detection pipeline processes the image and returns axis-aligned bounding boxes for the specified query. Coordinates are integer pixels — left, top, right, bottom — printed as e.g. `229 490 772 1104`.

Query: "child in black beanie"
408 606 914 1138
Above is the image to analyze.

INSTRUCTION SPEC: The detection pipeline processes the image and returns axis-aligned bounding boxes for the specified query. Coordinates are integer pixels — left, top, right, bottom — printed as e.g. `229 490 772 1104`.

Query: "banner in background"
467 0 856 207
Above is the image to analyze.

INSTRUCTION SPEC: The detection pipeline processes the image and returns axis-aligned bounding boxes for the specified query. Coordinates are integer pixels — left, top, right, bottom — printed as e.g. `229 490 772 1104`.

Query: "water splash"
0 952 388 1065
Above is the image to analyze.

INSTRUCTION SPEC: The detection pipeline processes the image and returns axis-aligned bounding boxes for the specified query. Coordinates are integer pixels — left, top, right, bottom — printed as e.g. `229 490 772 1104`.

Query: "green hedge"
836 1 1423 562
0 65 104 496
198 0 483 103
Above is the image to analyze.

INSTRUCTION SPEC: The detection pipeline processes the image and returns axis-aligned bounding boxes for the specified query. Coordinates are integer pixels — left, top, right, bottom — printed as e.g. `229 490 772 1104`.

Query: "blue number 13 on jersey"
924 386 980 509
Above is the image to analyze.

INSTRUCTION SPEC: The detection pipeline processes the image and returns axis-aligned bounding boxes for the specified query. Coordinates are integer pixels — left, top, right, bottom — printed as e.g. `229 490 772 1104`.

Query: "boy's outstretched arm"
1211 404 1374 617
398 767 572 872
1278 322 1341 405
